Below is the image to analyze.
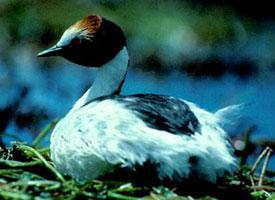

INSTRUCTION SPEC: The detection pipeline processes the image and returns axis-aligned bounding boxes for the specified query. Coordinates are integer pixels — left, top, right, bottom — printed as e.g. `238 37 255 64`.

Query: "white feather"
214 104 246 130
70 47 129 113
51 99 237 183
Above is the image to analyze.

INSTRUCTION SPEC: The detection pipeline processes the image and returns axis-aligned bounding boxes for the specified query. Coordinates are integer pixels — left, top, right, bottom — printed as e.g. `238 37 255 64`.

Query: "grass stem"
32 120 57 147
17 145 65 183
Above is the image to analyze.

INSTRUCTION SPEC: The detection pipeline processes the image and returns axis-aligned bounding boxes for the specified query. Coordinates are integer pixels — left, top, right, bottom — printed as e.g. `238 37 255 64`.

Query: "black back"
89 94 200 136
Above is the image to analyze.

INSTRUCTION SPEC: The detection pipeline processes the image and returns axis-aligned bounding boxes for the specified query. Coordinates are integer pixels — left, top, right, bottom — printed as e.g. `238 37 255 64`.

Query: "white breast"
50 98 236 182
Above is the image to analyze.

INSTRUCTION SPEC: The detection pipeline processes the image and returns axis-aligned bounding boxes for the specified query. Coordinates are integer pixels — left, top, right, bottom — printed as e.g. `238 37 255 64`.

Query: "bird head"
37 15 126 67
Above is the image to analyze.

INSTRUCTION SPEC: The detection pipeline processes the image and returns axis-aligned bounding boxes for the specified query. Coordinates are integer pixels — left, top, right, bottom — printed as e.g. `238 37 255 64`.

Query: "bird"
37 15 240 184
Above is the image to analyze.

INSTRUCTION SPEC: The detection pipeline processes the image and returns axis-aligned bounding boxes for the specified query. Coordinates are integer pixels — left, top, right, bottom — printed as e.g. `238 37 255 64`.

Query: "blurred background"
0 0 275 167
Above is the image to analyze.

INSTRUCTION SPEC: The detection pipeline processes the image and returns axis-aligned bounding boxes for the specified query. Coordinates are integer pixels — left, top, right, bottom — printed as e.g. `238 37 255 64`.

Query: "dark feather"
90 94 200 136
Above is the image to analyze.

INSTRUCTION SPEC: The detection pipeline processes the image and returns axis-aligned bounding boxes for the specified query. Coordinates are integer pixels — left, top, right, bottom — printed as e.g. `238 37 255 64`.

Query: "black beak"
37 45 63 57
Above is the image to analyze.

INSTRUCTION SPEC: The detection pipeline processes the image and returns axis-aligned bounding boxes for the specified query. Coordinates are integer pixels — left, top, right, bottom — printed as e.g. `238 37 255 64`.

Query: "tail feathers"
214 103 248 134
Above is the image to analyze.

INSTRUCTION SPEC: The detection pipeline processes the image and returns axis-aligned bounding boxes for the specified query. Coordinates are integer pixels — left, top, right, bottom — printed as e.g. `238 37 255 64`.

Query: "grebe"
38 15 239 183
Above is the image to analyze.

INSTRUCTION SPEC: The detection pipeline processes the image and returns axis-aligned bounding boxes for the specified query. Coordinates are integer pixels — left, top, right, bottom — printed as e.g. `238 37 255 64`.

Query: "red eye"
72 37 81 45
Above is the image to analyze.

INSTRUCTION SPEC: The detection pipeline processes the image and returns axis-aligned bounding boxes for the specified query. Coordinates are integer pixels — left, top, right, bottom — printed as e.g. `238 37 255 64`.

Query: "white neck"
69 46 129 113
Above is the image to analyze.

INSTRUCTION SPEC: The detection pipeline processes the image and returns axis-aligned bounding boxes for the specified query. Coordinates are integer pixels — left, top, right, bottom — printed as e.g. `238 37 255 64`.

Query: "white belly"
50 99 236 182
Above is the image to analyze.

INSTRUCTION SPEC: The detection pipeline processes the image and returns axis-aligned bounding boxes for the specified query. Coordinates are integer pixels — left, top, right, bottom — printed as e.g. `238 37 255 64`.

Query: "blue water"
2 60 274 136
1 57 275 168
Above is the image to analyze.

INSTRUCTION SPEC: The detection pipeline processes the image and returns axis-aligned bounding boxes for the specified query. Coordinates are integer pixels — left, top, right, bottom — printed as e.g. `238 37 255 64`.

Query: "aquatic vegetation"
0 125 275 199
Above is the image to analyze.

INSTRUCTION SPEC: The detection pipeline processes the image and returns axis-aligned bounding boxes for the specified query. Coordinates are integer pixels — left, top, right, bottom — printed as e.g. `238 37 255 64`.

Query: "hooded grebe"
38 15 238 183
